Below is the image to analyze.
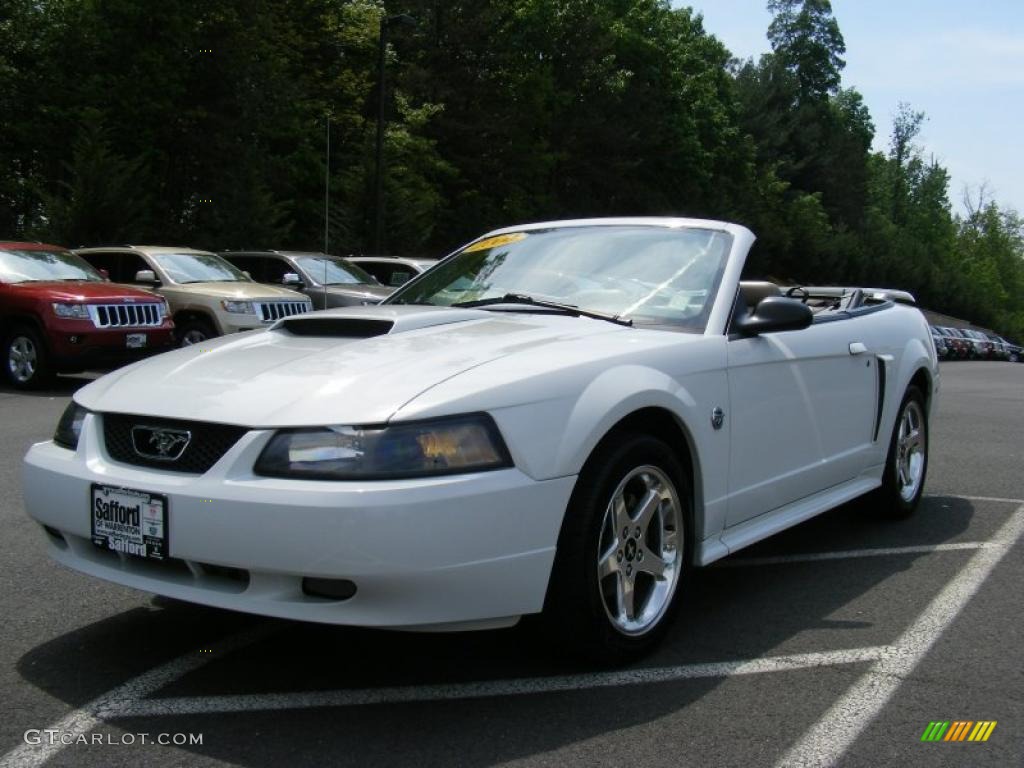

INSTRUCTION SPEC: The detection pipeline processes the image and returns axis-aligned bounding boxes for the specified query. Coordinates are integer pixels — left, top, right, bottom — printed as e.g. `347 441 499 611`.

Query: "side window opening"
122 254 152 284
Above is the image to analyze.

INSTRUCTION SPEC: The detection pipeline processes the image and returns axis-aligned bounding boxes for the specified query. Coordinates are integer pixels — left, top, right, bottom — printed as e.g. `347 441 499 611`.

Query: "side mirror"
281 272 303 286
134 269 158 284
241 270 252 280
98 268 110 280
735 296 813 336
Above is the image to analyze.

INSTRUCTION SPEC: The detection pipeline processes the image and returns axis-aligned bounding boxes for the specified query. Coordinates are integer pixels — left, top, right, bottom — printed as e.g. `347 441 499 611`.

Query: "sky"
679 0 1024 214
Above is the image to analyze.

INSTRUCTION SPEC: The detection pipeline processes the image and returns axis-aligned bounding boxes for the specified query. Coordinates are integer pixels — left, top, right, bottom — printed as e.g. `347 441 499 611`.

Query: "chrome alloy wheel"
895 399 926 503
7 335 37 383
597 465 684 636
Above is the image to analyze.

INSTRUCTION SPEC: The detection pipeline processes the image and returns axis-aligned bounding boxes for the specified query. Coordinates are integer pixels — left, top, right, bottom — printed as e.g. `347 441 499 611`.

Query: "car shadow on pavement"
14 495 980 767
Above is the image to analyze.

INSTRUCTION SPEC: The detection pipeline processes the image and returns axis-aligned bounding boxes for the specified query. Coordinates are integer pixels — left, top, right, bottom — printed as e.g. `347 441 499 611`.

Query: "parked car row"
1 239 442 388
931 324 1021 362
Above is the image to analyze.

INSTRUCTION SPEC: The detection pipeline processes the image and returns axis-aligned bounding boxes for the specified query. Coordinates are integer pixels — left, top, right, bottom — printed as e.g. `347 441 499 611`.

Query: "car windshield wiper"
453 293 632 327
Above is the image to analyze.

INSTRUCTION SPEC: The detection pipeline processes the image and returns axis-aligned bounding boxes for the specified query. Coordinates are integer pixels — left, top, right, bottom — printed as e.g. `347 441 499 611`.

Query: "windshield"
152 252 249 284
293 255 376 286
0 249 106 283
388 225 732 332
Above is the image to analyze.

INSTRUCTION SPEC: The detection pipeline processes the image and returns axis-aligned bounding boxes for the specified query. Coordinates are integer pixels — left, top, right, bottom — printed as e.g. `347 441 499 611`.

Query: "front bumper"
47 320 175 370
23 414 576 630
218 314 265 335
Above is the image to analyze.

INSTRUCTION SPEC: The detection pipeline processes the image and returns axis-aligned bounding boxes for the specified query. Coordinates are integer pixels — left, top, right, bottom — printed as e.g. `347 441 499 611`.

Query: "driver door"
725 297 877 526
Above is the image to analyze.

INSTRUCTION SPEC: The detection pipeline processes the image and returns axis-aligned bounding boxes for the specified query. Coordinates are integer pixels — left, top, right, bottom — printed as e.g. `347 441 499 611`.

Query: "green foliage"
0 0 1020 339
767 0 845 101
40 113 153 246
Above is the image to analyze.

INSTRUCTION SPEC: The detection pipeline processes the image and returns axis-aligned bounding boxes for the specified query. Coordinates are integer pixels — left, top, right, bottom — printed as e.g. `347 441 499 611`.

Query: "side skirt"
696 468 884 567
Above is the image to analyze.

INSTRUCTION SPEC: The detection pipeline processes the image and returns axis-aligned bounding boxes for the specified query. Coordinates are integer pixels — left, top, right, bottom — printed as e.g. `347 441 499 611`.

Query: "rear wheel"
543 432 690 663
874 386 928 517
3 326 53 390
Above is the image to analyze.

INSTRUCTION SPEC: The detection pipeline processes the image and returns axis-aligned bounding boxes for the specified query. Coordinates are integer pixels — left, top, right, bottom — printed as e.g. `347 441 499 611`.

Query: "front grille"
88 303 164 328
102 413 249 474
255 301 310 323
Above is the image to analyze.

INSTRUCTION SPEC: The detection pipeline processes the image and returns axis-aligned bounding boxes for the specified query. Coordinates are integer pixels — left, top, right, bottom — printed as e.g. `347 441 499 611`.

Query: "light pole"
373 13 416 254
324 114 330 254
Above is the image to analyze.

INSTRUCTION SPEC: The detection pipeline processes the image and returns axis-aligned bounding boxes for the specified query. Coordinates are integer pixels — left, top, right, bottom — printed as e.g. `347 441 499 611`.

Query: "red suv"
0 242 175 388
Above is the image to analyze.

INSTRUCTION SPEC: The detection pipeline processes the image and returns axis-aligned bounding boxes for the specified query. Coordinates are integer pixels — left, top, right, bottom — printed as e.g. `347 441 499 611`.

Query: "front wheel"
176 319 217 347
543 433 690 663
875 386 929 517
3 326 53 390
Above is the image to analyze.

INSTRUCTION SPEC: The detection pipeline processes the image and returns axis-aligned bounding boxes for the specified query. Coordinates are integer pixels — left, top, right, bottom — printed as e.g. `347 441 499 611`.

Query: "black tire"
176 318 217 347
3 325 53 390
873 386 929 518
542 432 691 664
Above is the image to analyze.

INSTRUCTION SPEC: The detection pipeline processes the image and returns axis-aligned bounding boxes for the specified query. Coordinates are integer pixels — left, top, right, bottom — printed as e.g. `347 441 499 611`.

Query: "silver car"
222 251 392 309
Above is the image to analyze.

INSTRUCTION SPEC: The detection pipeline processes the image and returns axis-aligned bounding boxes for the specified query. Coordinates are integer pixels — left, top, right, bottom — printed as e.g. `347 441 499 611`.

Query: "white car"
23 218 938 660
347 256 439 287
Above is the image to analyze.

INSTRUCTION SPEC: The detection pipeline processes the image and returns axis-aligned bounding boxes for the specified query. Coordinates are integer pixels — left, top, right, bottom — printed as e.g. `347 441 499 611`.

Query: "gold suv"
75 246 312 345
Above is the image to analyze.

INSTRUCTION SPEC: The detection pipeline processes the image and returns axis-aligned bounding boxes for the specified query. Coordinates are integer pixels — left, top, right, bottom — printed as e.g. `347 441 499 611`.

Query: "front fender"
551 365 698 476
484 362 730 539
394 332 731 538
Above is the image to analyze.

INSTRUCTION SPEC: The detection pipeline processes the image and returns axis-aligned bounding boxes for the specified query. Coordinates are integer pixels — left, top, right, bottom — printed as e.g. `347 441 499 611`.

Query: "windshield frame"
386 224 735 334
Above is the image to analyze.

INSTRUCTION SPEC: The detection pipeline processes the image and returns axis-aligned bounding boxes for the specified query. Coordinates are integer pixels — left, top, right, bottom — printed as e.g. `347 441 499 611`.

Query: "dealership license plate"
126 333 147 349
91 484 168 560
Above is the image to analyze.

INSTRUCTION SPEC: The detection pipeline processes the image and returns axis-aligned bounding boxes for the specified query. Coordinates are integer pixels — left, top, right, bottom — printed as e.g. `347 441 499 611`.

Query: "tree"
890 101 926 224
41 114 153 246
766 0 846 102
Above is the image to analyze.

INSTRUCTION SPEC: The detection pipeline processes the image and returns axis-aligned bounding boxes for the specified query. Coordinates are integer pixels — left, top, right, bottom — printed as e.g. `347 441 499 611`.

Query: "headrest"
739 281 781 309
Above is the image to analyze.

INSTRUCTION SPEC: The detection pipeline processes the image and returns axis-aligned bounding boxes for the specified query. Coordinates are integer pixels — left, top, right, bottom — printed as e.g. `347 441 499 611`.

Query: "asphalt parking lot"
1 362 1021 768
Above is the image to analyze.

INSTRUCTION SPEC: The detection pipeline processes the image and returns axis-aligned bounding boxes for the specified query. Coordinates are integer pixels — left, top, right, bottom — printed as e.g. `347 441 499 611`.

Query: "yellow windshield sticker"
463 232 528 253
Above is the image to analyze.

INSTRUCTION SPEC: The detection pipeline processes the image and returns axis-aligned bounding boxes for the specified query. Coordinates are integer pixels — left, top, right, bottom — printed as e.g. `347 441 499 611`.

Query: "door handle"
849 342 868 355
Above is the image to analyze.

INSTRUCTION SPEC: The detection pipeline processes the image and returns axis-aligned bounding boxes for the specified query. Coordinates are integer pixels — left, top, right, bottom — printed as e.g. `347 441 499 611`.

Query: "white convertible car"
23 218 938 660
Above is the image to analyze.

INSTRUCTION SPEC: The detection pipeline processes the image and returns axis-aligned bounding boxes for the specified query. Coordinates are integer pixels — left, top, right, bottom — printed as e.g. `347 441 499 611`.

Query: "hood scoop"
273 305 491 338
279 317 393 338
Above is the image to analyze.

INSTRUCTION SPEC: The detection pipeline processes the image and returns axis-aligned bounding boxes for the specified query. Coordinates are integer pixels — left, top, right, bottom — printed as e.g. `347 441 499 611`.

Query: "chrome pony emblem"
711 407 725 430
131 426 192 460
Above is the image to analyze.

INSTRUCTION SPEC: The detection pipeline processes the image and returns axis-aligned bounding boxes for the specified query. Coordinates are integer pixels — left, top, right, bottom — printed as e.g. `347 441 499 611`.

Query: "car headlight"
54 402 89 450
52 303 91 319
254 413 512 480
221 300 255 314
158 299 170 319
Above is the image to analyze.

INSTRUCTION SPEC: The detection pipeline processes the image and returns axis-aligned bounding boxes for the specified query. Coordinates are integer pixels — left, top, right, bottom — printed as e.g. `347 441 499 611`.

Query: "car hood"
163 282 307 300
8 281 162 301
75 306 626 426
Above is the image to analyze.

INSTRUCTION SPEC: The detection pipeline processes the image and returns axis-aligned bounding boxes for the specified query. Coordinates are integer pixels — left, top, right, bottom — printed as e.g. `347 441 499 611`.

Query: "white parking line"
719 541 995 567
775 503 1024 768
945 494 1024 505
0 627 270 768
116 646 888 717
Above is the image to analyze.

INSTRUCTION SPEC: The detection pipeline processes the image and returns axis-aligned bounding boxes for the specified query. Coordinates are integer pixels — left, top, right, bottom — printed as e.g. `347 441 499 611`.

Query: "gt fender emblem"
711 407 725 430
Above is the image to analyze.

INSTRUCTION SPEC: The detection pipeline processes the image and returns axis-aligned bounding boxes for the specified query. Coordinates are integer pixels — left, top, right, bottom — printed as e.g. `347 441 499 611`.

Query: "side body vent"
278 317 394 338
